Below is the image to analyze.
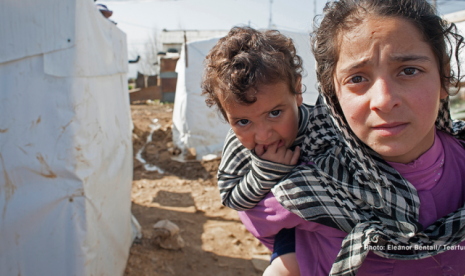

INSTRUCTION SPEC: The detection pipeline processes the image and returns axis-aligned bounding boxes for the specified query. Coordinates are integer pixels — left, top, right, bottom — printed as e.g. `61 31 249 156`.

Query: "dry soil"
124 102 271 276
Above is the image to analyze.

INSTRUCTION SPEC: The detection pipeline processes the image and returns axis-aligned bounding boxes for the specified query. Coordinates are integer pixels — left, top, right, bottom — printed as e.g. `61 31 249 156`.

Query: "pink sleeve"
238 192 304 250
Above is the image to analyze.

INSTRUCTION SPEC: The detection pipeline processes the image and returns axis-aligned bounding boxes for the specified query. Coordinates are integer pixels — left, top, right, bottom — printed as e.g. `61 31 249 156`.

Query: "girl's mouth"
372 123 408 137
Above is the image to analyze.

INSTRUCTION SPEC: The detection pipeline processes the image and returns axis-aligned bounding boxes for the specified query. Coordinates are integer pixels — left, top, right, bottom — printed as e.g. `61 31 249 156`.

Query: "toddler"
201 26 334 275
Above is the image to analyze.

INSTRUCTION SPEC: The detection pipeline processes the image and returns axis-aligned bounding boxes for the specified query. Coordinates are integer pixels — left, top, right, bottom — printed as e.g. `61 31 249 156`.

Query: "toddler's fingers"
255 144 265 156
267 142 279 154
290 146 300 165
283 149 294 164
276 143 288 155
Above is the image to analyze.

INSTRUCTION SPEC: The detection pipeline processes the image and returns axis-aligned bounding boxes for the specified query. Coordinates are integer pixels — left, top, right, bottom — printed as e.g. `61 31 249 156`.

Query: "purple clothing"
387 129 445 194
239 130 465 276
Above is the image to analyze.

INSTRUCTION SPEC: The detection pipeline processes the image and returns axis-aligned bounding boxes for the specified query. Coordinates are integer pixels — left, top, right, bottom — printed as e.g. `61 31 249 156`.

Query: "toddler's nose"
254 124 273 143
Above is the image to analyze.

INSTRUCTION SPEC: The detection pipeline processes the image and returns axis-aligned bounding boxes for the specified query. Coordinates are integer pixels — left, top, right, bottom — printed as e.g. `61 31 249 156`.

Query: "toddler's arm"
218 130 298 211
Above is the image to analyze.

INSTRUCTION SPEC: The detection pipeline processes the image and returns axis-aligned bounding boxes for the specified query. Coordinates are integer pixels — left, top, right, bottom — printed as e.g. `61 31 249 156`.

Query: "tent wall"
452 21 465 74
172 31 319 159
172 38 230 159
0 0 133 275
0 0 76 64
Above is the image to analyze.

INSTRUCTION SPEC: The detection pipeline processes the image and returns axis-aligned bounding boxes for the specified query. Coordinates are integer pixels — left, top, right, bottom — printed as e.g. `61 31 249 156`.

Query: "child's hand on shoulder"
255 143 300 165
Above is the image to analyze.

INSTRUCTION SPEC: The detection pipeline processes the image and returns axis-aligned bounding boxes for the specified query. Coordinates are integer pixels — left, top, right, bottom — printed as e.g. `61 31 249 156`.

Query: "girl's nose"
370 78 401 113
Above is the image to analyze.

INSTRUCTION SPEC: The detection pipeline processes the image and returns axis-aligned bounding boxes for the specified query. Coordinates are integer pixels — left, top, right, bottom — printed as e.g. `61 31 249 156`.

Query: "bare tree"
138 28 160 77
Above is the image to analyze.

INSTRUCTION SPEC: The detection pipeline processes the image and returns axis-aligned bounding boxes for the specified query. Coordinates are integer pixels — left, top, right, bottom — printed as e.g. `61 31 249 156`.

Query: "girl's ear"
440 87 449 100
296 93 303 107
295 77 302 93
295 77 303 106
440 64 451 100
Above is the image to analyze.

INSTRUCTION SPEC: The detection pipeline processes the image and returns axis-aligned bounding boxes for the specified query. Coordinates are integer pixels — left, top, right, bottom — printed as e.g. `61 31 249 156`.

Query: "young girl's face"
333 16 448 164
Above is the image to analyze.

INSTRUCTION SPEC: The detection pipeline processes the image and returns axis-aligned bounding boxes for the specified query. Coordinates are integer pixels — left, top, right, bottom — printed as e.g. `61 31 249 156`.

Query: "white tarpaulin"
172 30 318 159
450 20 465 74
0 0 133 275
0 0 76 64
442 11 465 82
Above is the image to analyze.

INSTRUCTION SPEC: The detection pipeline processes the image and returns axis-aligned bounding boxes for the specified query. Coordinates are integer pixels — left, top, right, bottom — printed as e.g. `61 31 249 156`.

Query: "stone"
153 220 179 236
153 219 185 250
158 234 185 250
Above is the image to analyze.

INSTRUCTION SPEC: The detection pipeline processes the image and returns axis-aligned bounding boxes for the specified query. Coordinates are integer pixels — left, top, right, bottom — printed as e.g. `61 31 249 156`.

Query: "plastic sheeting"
172 31 319 159
0 0 133 275
43 0 128 77
451 20 465 74
0 0 76 64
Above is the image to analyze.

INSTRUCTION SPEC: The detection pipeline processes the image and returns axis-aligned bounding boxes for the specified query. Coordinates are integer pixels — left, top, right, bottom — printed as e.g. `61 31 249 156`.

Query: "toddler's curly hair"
201 27 303 121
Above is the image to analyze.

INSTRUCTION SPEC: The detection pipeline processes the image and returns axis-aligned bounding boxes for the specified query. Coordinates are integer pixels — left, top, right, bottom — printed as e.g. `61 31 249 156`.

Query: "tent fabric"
44 0 128 77
172 37 230 160
0 1 133 275
452 21 465 74
0 0 76 64
172 30 319 159
442 12 465 82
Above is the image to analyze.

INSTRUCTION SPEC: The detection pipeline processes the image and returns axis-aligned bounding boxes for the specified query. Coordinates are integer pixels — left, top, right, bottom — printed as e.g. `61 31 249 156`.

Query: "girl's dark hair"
312 0 464 104
201 27 303 121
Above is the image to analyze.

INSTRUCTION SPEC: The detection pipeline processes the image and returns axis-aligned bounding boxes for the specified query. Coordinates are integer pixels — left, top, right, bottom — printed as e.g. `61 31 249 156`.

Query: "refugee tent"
172 30 319 160
0 0 134 275
443 10 465 119
443 11 465 76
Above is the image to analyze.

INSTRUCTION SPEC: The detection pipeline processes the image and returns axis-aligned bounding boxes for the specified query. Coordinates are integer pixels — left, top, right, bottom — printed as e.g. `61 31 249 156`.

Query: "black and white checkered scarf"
271 92 465 276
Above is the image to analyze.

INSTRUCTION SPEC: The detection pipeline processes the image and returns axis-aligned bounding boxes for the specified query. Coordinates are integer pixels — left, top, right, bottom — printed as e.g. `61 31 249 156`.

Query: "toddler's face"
333 16 448 164
222 81 303 151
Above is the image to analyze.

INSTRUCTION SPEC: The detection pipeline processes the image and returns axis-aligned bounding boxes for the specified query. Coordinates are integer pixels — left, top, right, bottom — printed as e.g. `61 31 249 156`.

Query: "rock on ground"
125 103 270 276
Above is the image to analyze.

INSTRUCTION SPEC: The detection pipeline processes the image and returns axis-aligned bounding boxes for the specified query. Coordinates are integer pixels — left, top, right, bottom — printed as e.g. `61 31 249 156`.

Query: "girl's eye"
237 119 250 126
348 76 364 84
400 68 417 76
269 110 281 118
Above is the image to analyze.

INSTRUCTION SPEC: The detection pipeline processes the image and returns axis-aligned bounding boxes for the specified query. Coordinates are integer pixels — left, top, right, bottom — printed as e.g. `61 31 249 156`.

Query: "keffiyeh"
271 92 465 276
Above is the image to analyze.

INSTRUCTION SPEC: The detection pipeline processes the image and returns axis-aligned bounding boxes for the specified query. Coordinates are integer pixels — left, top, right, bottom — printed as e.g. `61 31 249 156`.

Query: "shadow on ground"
125 198 265 276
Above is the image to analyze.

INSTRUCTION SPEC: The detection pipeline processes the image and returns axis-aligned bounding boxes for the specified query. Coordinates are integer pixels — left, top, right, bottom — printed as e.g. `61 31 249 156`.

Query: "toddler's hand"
255 143 300 165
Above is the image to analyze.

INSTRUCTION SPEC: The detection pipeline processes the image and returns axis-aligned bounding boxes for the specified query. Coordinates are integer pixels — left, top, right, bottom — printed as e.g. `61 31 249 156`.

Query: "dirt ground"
124 102 271 276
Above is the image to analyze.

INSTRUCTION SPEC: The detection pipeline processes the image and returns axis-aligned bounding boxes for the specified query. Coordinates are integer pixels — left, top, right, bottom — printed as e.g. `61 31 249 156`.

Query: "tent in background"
172 30 319 160
0 0 134 275
443 10 465 119
443 10 465 77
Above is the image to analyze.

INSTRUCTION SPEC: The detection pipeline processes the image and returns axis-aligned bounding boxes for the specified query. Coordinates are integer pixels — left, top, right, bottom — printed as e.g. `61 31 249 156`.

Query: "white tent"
443 10 465 119
172 30 318 159
443 11 465 76
0 0 133 275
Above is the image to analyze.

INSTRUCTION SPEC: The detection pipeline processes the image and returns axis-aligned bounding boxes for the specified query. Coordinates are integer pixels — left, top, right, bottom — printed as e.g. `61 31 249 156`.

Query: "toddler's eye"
401 68 417 75
269 110 281 118
237 119 250 126
349 76 364 83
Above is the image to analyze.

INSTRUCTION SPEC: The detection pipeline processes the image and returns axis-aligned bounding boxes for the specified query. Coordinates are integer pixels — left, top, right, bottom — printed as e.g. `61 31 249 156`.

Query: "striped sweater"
217 103 312 211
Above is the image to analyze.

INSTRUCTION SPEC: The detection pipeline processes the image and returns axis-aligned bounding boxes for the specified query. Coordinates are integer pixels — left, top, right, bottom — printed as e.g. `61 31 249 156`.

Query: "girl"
240 0 465 275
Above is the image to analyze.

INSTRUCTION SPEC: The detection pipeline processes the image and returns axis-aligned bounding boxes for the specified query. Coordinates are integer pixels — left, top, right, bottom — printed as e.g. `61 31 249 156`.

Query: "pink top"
239 130 465 276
